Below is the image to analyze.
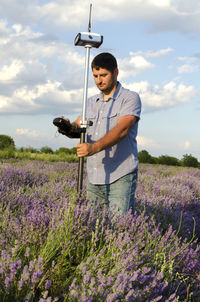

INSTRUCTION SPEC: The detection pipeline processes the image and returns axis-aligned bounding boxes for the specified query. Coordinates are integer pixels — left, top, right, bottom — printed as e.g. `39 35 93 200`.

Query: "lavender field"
0 160 200 301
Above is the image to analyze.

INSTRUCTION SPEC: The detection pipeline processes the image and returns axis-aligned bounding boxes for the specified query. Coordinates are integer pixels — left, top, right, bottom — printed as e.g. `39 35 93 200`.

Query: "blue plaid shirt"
86 82 141 184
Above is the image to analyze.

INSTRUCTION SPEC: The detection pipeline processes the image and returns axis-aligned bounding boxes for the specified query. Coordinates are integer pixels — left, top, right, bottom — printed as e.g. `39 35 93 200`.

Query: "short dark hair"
91 52 118 73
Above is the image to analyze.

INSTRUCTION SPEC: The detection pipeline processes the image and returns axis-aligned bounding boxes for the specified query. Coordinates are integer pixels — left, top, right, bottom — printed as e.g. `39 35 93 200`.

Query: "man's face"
92 67 118 94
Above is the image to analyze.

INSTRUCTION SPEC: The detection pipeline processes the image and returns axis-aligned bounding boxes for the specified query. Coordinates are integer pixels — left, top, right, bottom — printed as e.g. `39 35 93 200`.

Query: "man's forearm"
93 115 138 153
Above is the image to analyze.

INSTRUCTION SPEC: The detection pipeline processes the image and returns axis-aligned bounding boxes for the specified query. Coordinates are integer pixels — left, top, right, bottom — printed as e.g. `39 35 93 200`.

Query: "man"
67 52 141 215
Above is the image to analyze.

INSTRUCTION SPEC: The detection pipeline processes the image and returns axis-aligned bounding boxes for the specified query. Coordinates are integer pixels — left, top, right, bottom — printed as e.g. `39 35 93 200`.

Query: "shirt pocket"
87 113 97 126
102 111 118 129
86 114 97 141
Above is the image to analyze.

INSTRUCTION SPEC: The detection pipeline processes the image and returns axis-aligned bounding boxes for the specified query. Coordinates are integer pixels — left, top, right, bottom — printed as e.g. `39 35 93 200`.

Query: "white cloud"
117 48 173 80
178 64 198 74
177 55 199 74
0 21 87 114
0 80 84 114
16 128 42 138
183 140 191 150
129 48 173 60
0 60 24 82
137 136 158 148
118 52 154 80
148 0 171 8
124 80 197 111
176 55 199 74
177 56 198 63
14 126 76 150
172 0 200 15
41 0 200 36
40 1 90 29
1 0 200 36
145 48 173 58
0 1 42 25
15 128 59 149
0 20 10 44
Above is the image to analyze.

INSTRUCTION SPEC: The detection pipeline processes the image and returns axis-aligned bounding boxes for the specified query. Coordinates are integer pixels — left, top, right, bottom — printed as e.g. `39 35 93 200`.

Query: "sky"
0 0 200 160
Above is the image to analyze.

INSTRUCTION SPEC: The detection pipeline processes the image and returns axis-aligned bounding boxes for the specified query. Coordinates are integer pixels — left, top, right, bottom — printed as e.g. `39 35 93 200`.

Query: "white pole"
81 45 91 127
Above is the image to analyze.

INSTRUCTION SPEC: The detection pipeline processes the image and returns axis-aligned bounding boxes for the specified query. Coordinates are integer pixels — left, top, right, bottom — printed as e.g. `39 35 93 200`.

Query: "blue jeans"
86 170 138 216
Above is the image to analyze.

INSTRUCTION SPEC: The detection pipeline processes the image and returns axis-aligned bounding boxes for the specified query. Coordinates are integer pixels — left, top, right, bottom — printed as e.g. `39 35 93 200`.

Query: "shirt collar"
96 82 121 102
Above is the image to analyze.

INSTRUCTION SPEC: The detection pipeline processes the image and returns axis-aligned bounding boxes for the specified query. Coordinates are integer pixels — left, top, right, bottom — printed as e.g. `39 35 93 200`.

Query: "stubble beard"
98 78 117 95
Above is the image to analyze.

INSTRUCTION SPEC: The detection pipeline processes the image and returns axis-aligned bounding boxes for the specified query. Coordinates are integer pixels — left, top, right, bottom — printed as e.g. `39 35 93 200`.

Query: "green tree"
158 155 180 166
138 150 156 164
56 147 77 155
0 135 15 150
22 147 39 153
181 154 199 168
40 146 54 154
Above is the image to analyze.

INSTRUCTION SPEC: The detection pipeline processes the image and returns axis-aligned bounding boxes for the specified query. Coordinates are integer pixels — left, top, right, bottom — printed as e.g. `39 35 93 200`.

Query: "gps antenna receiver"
74 4 103 48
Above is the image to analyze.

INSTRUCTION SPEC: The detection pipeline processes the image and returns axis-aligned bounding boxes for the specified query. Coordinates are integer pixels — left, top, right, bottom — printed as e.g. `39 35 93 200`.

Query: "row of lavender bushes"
0 147 79 162
1 148 199 168
0 160 200 301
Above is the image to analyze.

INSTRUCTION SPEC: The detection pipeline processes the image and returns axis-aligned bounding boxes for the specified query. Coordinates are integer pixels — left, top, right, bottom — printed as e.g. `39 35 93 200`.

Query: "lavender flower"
45 279 52 290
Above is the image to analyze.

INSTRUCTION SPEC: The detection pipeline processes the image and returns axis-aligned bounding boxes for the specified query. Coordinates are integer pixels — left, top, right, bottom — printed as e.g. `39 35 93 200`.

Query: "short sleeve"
119 90 141 119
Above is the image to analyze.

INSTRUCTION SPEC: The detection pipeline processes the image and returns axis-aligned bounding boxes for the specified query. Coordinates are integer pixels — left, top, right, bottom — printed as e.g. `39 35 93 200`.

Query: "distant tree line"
0 134 199 168
18 146 77 155
138 149 199 168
